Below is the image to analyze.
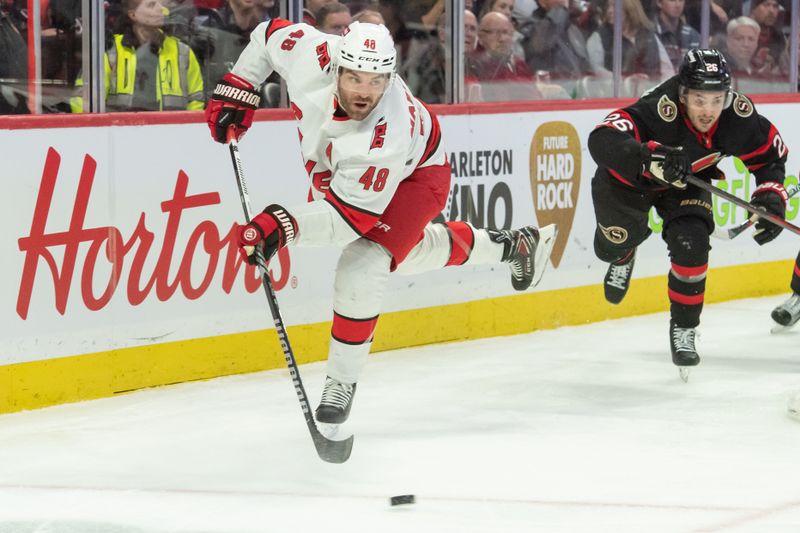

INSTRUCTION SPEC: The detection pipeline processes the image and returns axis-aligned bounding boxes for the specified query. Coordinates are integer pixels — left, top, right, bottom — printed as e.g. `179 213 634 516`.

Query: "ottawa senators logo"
657 94 677 122
733 93 753 118
599 224 628 244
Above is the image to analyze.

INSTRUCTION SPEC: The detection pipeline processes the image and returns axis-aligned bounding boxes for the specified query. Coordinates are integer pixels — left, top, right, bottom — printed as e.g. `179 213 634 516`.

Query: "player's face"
682 89 726 132
337 69 390 121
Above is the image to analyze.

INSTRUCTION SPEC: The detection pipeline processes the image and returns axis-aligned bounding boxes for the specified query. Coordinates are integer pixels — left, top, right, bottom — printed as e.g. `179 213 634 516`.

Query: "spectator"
480 0 526 58
352 9 385 24
467 11 542 101
408 10 479 103
587 0 674 79
653 0 700 69
683 0 740 42
748 0 785 68
317 2 351 35
378 0 432 85
303 0 334 26
0 1 28 114
71 0 204 112
199 0 265 101
521 0 592 82
722 16 763 74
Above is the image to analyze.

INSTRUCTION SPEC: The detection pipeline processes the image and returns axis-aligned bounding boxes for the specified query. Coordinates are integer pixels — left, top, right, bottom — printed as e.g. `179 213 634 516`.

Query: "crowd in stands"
0 0 797 114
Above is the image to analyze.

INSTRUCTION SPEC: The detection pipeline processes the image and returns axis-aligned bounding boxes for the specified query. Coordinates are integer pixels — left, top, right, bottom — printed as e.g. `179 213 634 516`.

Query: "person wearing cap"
205 16 557 424
587 48 789 377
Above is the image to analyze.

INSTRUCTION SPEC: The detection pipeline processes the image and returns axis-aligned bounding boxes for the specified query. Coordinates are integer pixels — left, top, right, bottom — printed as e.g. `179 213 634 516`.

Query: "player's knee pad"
663 216 710 266
333 238 392 318
594 226 637 263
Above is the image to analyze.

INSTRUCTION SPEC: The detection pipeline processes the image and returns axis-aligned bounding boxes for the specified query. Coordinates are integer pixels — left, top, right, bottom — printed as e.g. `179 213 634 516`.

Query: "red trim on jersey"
668 288 705 306
738 124 778 162
596 109 641 142
680 108 718 149
445 222 475 266
326 142 332 162
419 110 442 166
331 312 378 345
325 190 380 235
266 18 293 41
608 168 635 187
795 262 800 277
290 101 303 120
671 263 708 278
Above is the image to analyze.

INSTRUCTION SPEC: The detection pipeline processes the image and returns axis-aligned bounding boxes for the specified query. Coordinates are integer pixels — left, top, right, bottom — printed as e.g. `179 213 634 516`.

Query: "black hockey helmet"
678 49 732 105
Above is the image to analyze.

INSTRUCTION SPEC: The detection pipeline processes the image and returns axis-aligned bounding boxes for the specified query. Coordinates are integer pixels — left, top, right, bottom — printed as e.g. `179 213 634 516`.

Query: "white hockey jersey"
232 19 446 242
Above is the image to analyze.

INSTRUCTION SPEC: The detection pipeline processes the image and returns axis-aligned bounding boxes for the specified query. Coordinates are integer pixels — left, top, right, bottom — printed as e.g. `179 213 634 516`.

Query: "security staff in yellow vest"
71 0 203 112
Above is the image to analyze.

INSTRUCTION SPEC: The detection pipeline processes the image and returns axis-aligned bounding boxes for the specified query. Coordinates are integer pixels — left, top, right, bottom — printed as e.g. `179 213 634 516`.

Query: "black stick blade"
312 432 354 464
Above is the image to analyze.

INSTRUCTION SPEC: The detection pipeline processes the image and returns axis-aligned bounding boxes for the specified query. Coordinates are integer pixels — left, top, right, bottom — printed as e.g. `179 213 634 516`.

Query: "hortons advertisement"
1 105 798 372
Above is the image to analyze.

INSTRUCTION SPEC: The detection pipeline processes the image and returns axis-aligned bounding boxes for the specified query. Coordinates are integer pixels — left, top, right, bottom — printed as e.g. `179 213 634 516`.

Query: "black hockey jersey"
588 76 788 191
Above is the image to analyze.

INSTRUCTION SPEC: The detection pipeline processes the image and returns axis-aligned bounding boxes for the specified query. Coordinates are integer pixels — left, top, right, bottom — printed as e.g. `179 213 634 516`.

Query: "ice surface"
1 295 799 533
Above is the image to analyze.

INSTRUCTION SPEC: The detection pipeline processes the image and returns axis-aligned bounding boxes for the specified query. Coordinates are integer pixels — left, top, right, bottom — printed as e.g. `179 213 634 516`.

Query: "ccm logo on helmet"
243 227 259 242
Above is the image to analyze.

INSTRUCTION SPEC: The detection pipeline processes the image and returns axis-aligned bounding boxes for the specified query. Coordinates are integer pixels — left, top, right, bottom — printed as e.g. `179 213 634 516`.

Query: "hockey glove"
237 204 298 265
206 73 261 143
750 182 788 245
641 142 691 189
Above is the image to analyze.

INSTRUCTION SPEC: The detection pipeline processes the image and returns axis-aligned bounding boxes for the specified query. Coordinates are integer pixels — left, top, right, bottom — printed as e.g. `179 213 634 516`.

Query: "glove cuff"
263 204 298 247
212 73 261 109
753 182 789 204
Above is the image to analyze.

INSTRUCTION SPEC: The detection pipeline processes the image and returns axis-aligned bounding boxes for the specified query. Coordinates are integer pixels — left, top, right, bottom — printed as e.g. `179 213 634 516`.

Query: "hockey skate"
492 224 558 291
771 293 800 333
603 249 636 304
670 321 700 382
315 376 357 424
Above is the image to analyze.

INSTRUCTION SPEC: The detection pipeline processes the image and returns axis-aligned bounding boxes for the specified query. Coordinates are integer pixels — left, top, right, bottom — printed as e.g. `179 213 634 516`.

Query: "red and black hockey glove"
641 142 691 189
205 73 261 144
750 181 788 245
237 204 298 265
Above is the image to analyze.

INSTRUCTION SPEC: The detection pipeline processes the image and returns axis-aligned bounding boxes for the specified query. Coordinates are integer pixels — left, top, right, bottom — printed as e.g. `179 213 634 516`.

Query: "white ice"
1 295 800 533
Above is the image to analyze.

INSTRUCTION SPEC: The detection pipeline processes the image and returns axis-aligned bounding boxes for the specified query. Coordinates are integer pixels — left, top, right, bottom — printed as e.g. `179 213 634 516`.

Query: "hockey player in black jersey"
771 251 800 330
588 48 790 378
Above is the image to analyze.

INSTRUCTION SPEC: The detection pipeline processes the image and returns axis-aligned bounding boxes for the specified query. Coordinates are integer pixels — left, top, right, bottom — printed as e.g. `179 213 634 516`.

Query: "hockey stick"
712 182 800 240
226 134 353 464
686 175 800 238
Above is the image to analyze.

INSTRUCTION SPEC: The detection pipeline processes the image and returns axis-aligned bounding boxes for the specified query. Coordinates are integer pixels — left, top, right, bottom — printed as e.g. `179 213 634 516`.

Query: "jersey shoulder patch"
656 94 678 122
732 92 754 118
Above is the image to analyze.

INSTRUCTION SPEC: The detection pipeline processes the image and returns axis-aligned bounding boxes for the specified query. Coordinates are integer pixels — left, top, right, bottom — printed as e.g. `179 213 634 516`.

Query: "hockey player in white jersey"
205 19 557 425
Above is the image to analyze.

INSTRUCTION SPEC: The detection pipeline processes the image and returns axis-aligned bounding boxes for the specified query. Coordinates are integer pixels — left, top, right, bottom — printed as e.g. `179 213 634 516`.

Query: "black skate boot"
490 224 558 291
315 376 357 424
771 293 800 328
670 321 699 382
603 249 636 304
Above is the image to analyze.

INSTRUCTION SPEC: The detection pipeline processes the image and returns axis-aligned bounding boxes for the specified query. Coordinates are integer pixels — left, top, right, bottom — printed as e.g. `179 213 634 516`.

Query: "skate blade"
678 367 691 383
531 224 558 289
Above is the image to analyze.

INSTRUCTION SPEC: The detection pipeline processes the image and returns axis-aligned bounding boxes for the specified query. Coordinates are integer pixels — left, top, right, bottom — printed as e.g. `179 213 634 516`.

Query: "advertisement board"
1 98 798 411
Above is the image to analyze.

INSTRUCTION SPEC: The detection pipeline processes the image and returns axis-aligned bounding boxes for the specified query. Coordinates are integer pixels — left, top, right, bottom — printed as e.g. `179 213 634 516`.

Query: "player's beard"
338 90 380 121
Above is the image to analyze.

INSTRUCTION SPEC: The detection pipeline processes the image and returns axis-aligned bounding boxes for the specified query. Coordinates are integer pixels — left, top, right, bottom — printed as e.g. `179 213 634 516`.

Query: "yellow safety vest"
71 33 204 113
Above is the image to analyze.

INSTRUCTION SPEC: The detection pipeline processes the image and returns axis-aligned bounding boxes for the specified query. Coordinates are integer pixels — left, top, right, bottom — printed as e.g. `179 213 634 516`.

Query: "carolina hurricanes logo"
657 94 677 122
733 94 753 118
243 227 259 242
370 121 387 150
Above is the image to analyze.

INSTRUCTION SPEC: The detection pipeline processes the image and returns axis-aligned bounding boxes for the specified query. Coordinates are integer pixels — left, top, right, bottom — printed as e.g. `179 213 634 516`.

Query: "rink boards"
1 96 799 413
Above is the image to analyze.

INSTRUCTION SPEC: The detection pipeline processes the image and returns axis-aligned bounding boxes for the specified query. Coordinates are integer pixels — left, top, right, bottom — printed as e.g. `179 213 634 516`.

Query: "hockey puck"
390 494 415 506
